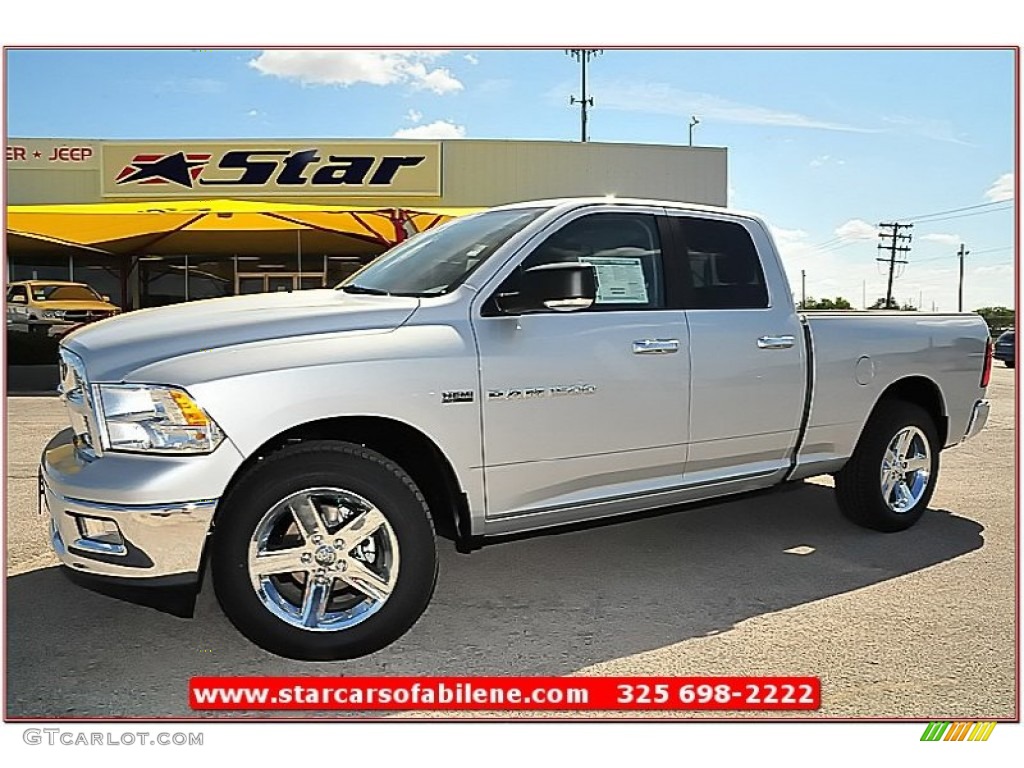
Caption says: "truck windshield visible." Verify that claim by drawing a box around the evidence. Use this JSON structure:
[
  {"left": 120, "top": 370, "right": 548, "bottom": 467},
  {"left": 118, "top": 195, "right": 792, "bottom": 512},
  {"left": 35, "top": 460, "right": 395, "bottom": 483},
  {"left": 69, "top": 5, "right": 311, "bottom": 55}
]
[
  {"left": 339, "top": 207, "right": 548, "bottom": 297},
  {"left": 32, "top": 284, "right": 103, "bottom": 302}
]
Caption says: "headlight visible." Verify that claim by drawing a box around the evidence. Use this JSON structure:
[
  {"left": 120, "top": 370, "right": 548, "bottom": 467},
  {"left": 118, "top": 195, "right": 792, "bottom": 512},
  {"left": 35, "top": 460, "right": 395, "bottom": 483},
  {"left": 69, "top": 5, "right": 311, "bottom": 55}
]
[
  {"left": 93, "top": 384, "right": 223, "bottom": 454},
  {"left": 43, "top": 310, "right": 66, "bottom": 319}
]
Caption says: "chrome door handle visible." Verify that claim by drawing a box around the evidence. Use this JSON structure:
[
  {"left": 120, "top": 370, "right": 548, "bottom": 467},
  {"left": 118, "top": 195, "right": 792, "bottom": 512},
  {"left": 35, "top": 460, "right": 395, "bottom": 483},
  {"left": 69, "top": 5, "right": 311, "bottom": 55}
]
[
  {"left": 757, "top": 335, "right": 796, "bottom": 349},
  {"left": 633, "top": 339, "right": 680, "bottom": 354}
]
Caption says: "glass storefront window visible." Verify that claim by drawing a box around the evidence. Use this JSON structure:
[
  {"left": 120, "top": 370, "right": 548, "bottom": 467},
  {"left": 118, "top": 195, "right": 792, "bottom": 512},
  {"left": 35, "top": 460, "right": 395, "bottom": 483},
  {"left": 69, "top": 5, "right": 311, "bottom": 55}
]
[
  {"left": 72, "top": 254, "right": 124, "bottom": 307},
  {"left": 139, "top": 256, "right": 186, "bottom": 307},
  {"left": 8, "top": 249, "right": 381, "bottom": 309},
  {"left": 7, "top": 253, "right": 71, "bottom": 282}
]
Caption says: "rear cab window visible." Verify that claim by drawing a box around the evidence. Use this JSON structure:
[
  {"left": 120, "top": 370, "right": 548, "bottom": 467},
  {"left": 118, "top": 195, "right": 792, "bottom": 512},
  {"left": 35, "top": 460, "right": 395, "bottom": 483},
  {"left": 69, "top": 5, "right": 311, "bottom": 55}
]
[{"left": 675, "top": 217, "right": 769, "bottom": 310}]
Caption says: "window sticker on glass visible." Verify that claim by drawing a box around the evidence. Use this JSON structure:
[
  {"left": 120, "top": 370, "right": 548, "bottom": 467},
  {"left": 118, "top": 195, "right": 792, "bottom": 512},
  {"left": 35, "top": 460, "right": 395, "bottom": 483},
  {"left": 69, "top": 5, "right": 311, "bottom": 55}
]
[{"left": 584, "top": 255, "right": 649, "bottom": 304}]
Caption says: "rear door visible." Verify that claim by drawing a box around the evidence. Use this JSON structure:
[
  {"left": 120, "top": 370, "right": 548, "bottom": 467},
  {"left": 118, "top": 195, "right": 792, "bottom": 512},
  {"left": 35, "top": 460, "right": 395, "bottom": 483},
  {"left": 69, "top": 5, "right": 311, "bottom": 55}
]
[
  {"left": 666, "top": 213, "right": 807, "bottom": 486},
  {"left": 472, "top": 206, "right": 690, "bottom": 519}
]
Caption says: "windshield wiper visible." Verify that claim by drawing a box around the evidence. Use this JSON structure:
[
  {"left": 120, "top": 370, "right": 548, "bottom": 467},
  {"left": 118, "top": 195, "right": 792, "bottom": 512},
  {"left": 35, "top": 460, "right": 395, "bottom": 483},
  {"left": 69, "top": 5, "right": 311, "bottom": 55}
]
[
  {"left": 340, "top": 284, "right": 392, "bottom": 296},
  {"left": 340, "top": 284, "right": 436, "bottom": 298}
]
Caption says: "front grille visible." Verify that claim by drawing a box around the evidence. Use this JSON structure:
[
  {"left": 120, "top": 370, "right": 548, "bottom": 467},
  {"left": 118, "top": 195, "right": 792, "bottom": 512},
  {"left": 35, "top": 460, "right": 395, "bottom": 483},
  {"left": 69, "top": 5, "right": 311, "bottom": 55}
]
[
  {"left": 62, "top": 310, "right": 112, "bottom": 322},
  {"left": 58, "top": 348, "right": 100, "bottom": 455}
]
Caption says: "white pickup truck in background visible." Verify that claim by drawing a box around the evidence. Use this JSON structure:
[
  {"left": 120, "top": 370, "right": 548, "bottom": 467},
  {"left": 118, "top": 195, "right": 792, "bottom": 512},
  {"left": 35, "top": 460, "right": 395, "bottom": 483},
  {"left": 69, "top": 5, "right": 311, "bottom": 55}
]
[{"left": 42, "top": 198, "right": 992, "bottom": 659}]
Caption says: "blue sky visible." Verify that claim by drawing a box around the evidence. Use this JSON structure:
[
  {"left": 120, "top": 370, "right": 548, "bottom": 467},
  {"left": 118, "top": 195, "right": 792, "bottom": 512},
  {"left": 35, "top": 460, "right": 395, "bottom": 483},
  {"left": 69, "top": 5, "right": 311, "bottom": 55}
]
[{"left": 5, "top": 48, "right": 1017, "bottom": 310}]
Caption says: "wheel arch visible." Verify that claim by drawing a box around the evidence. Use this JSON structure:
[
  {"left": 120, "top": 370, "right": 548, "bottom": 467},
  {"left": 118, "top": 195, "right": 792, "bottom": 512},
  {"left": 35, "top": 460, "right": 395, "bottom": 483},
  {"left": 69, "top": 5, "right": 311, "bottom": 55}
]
[
  {"left": 871, "top": 375, "right": 948, "bottom": 447},
  {"left": 211, "top": 415, "right": 473, "bottom": 552}
]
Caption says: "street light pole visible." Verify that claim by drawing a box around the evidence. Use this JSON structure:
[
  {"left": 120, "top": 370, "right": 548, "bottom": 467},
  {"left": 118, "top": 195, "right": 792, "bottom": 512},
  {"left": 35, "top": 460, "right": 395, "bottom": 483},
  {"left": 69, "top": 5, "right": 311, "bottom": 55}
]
[{"left": 689, "top": 116, "right": 700, "bottom": 146}]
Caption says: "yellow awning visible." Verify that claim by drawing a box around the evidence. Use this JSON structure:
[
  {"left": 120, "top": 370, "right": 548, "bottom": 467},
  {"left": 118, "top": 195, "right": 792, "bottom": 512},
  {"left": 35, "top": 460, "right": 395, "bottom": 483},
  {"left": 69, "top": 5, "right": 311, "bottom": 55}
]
[{"left": 6, "top": 199, "right": 480, "bottom": 256}]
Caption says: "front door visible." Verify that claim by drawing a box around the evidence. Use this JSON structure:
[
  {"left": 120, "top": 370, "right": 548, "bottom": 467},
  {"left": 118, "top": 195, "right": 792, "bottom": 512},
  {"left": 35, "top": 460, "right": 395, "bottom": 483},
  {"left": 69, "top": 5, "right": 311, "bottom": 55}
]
[
  {"left": 236, "top": 272, "right": 326, "bottom": 294},
  {"left": 472, "top": 208, "right": 690, "bottom": 520}
]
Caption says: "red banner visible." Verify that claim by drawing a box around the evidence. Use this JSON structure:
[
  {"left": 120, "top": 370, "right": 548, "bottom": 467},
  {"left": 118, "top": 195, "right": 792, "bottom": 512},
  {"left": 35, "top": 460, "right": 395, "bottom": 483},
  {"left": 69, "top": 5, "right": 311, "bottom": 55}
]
[{"left": 190, "top": 676, "right": 820, "bottom": 711}]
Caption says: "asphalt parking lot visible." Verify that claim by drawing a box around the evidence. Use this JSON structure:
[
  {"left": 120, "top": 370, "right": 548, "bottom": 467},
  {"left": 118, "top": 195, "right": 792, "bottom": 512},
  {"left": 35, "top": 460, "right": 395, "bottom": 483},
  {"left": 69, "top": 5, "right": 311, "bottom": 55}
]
[{"left": 4, "top": 366, "right": 1017, "bottom": 719}]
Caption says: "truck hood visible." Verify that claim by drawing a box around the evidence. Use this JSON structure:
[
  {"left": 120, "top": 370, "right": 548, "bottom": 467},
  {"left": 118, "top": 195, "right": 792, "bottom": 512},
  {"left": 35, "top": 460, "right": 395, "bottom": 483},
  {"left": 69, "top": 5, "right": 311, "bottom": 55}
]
[
  {"left": 62, "top": 289, "right": 420, "bottom": 382},
  {"left": 39, "top": 300, "right": 119, "bottom": 312}
]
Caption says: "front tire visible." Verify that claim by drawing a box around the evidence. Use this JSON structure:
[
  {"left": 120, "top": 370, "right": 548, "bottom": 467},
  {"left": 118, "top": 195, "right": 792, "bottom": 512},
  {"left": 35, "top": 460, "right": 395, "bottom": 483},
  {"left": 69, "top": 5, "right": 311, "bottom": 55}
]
[
  {"left": 834, "top": 400, "right": 940, "bottom": 532},
  {"left": 211, "top": 440, "right": 437, "bottom": 660}
]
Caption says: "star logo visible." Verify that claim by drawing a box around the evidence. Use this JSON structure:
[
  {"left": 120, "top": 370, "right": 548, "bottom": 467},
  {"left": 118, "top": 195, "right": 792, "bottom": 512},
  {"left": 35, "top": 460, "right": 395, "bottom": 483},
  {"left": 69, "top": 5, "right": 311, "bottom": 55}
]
[{"left": 115, "top": 152, "right": 212, "bottom": 187}]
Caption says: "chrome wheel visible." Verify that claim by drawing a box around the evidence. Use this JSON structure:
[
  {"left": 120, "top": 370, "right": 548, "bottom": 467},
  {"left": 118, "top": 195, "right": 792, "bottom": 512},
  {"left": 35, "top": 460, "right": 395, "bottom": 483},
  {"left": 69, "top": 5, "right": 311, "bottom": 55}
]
[
  {"left": 879, "top": 426, "right": 932, "bottom": 513},
  {"left": 247, "top": 487, "right": 400, "bottom": 632}
]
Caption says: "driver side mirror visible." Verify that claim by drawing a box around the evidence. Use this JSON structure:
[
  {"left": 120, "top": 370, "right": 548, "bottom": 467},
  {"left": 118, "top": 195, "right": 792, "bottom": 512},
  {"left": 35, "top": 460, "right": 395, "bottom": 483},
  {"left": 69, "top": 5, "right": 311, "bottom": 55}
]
[{"left": 491, "top": 262, "right": 597, "bottom": 315}]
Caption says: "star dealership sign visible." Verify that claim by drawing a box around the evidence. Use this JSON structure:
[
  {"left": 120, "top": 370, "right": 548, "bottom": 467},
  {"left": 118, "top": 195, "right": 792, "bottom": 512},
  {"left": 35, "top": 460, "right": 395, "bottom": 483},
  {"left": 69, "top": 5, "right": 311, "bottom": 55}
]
[
  {"left": 114, "top": 151, "right": 212, "bottom": 187},
  {"left": 6, "top": 140, "right": 102, "bottom": 168},
  {"left": 102, "top": 142, "right": 442, "bottom": 198}
]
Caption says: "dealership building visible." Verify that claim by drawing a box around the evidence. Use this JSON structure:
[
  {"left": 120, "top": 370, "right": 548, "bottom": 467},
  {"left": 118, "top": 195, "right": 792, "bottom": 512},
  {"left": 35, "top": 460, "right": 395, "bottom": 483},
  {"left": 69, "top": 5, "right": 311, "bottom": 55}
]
[{"left": 6, "top": 137, "right": 727, "bottom": 310}]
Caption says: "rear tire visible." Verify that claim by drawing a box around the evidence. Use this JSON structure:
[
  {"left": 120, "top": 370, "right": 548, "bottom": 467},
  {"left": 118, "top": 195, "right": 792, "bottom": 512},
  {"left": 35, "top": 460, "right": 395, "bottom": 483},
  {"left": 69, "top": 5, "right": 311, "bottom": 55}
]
[
  {"left": 834, "top": 400, "right": 940, "bottom": 532},
  {"left": 211, "top": 440, "right": 437, "bottom": 660}
]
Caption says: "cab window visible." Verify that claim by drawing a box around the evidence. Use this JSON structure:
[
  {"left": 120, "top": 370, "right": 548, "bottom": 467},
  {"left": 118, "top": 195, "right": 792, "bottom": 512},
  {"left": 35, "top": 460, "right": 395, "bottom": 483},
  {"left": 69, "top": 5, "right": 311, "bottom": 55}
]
[
  {"left": 517, "top": 213, "right": 665, "bottom": 310},
  {"left": 677, "top": 218, "right": 769, "bottom": 310}
]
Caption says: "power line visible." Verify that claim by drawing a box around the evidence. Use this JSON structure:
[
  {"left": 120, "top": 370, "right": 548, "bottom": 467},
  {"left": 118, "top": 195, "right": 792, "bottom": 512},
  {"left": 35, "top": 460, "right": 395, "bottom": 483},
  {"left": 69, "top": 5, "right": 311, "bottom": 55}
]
[
  {"left": 911, "top": 246, "right": 1012, "bottom": 264},
  {"left": 907, "top": 203, "right": 1014, "bottom": 225},
  {"left": 899, "top": 199, "right": 1011, "bottom": 222},
  {"left": 812, "top": 200, "right": 1013, "bottom": 250}
]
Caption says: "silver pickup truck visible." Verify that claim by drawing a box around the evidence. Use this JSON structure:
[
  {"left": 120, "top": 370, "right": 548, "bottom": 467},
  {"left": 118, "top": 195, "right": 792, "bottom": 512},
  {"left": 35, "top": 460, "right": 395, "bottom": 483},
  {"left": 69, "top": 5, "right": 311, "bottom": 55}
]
[{"left": 41, "top": 198, "right": 992, "bottom": 660}]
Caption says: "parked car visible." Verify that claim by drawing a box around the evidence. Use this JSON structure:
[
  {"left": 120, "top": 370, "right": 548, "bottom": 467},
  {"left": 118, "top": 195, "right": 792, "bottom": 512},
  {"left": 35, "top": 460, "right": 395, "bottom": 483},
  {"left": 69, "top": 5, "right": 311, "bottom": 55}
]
[
  {"left": 6, "top": 280, "right": 119, "bottom": 337},
  {"left": 41, "top": 198, "right": 992, "bottom": 660},
  {"left": 994, "top": 329, "right": 1015, "bottom": 368}
]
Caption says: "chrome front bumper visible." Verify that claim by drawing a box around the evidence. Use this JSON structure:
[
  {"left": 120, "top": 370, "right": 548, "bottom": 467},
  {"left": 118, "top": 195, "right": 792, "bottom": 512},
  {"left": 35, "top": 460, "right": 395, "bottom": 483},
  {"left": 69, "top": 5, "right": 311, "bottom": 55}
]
[
  {"left": 40, "top": 428, "right": 241, "bottom": 580},
  {"left": 962, "top": 399, "right": 991, "bottom": 443}
]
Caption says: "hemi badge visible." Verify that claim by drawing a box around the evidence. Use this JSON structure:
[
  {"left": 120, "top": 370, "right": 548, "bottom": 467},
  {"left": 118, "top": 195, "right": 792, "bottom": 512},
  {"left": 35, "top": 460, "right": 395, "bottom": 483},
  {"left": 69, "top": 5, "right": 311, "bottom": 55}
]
[{"left": 442, "top": 390, "right": 474, "bottom": 404}]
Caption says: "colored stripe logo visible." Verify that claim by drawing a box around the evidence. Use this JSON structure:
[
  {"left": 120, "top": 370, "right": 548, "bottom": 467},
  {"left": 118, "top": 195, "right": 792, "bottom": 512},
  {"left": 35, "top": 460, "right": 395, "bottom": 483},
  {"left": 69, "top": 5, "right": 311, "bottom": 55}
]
[{"left": 921, "top": 721, "right": 997, "bottom": 741}]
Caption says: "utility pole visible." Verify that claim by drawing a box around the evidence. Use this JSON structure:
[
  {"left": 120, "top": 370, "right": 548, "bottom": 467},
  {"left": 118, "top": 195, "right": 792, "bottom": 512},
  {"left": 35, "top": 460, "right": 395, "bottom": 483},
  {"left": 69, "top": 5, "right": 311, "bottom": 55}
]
[
  {"left": 566, "top": 49, "right": 601, "bottom": 142},
  {"left": 801, "top": 269, "right": 806, "bottom": 309},
  {"left": 862, "top": 280, "right": 866, "bottom": 310},
  {"left": 876, "top": 222, "right": 913, "bottom": 309},
  {"left": 957, "top": 243, "right": 969, "bottom": 312},
  {"left": 688, "top": 116, "right": 700, "bottom": 146}
]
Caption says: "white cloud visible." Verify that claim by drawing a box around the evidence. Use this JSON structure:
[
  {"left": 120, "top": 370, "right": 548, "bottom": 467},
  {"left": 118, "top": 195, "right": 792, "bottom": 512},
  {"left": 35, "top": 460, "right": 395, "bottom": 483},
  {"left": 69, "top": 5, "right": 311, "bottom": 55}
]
[
  {"left": 975, "top": 264, "right": 1013, "bottom": 276},
  {"left": 920, "top": 233, "right": 961, "bottom": 246},
  {"left": 593, "top": 79, "right": 877, "bottom": 132},
  {"left": 392, "top": 120, "right": 466, "bottom": 139},
  {"left": 985, "top": 172, "right": 1014, "bottom": 202},
  {"left": 246, "top": 109, "right": 261, "bottom": 118},
  {"left": 810, "top": 155, "right": 846, "bottom": 168},
  {"left": 249, "top": 50, "right": 463, "bottom": 95},
  {"left": 464, "top": 54, "right": 479, "bottom": 65},
  {"left": 405, "top": 108, "right": 423, "bottom": 124},
  {"left": 770, "top": 226, "right": 809, "bottom": 243},
  {"left": 880, "top": 115, "right": 973, "bottom": 145},
  {"left": 835, "top": 219, "right": 878, "bottom": 241},
  {"left": 407, "top": 63, "right": 463, "bottom": 94}
]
